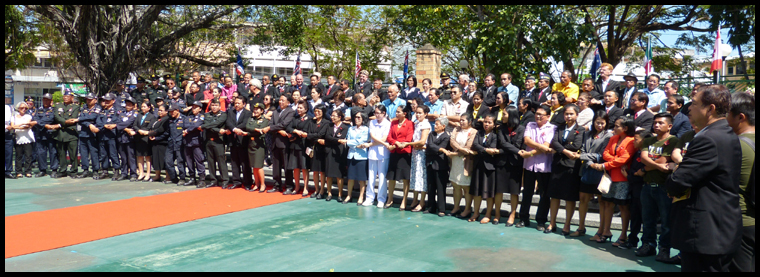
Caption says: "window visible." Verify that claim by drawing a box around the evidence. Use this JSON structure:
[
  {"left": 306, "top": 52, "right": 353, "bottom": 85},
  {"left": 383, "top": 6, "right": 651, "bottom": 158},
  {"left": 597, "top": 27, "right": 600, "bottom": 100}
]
[
  {"left": 33, "top": 58, "right": 53, "bottom": 68},
  {"left": 728, "top": 67, "right": 734, "bottom": 75}
]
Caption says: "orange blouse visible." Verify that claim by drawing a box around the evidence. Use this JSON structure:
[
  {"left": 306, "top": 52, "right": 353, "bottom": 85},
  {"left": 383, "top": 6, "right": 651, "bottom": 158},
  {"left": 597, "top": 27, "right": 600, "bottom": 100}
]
[{"left": 602, "top": 134, "right": 635, "bottom": 182}]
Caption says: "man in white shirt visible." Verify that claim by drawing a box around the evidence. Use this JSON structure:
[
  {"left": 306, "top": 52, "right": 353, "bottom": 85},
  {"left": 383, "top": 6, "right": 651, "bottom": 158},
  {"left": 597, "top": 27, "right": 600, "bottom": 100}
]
[
  {"left": 641, "top": 74, "right": 665, "bottom": 111},
  {"left": 5, "top": 103, "right": 14, "bottom": 178},
  {"left": 441, "top": 86, "right": 469, "bottom": 134}
]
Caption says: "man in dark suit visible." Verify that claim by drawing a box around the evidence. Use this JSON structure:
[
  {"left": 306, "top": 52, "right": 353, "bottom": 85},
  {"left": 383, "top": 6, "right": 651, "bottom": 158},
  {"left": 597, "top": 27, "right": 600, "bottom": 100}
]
[
  {"left": 624, "top": 92, "right": 654, "bottom": 131},
  {"left": 369, "top": 78, "right": 388, "bottom": 102},
  {"left": 340, "top": 79, "right": 356, "bottom": 106},
  {"left": 520, "top": 75, "right": 540, "bottom": 103},
  {"left": 353, "top": 70, "right": 372, "bottom": 97},
  {"left": 267, "top": 93, "right": 296, "bottom": 194},
  {"left": 603, "top": 90, "right": 624, "bottom": 126},
  {"left": 616, "top": 72, "right": 639, "bottom": 109},
  {"left": 580, "top": 78, "right": 603, "bottom": 112},
  {"left": 322, "top": 75, "right": 339, "bottom": 104},
  {"left": 535, "top": 73, "right": 553, "bottom": 105},
  {"left": 481, "top": 73, "right": 498, "bottom": 107},
  {"left": 666, "top": 84, "right": 742, "bottom": 272},
  {"left": 594, "top": 63, "right": 620, "bottom": 97},
  {"left": 308, "top": 74, "right": 327, "bottom": 98},
  {"left": 225, "top": 97, "right": 252, "bottom": 190},
  {"left": 236, "top": 73, "right": 253, "bottom": 99}
]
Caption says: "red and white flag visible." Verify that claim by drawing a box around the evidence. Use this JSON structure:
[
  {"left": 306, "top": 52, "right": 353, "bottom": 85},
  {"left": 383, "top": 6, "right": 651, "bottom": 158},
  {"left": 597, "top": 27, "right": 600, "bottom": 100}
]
[
  {"left": 710, "top": 25, "right": 722, "bottom": 73},
  {"left": 354, "top": 52, "right": 361, "bottom": 79}
]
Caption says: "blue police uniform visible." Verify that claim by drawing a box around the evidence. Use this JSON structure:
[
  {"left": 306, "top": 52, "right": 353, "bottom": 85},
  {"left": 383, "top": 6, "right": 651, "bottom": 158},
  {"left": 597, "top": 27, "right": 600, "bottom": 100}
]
[
  {"left": 115, "top": 91, "right": 131, "bottom": 113},
  {"left": 96, "top": 105, "right": 121, "bottom": 179},
  {"left": 32, "top": 105, "right": 58, "bottom": 176},
  {"left": 182, "top": 112, "right": 205, "bottom": 187},
  {"left": 77, "top": 103, "right": 102, "bottom": 178},
  {"left": 166, "top": 113, "right": 187, "bottom": 184},
  {"left": 25, "top": 105, "right": 39, "bottom": 168},
  {"left": 116, "top": 108, "right": 138, "bottom": 181}
]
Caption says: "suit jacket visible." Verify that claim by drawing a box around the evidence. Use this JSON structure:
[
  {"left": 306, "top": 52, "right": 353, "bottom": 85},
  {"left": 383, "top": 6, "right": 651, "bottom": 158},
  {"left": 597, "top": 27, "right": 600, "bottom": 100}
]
[
  {"left": 535, "top": 87, "right": 552, "bottom": 104},
  {"left": 594, "top": 79, "right": 621, "bottom": 96},
  {"left": 604, "top": 105, "right": 624, "bottom": 127},
  {"left": 425, "top": 131, "right": 450, "bottom": 171},
  {"left": 269, "top": 106, "right": 296, "bottom": 149},
  {"left": 624, "top": 109, "right": 654, "bottom": 131},
  {"left": 519, "top": 110, "right": 535, "bottom": 127},
  {"left": 353, "top": 82, "right": 372, "bottom": 96},
  {"left": 225, "top": 108, "right": 252, "bottom": 147},
  {"left": 467, "top": 104, "right": 491, "bottom": 132},
  {"left": 286, "top": 114, "right": 312, "bottom": 150},
  {"left": 615, "top": 86, "right": 638, "bottom": 109},
  {"left": 520, "top": 88, "right": 541, "bottom": 103},
  {"left": 321, "top": 84, "right": 339, "bottom": 103},
  {"left": 236, "top": 82, "right": 250, "bottom": 96},
  {"left": 481, "top": 85, "right": 498, "bottom": 107},
  {"left": 550, "top": 123, "right": 585, "bottom": 169},
  {"left": 472, "top": 130, "right": 500, "bottom": 171},
  {"left": 666, "top": 119, "right": 742, "bottom": 255},
  {"left": 497, "top": 124, "right": 525, "bottom": 167},
  {"left": 401, "top": 87, "right": 422, "bottom": 102},
  {"left": 670, "top": 112, "right": 692, "bottom": 138},
  {"left": 324, "top": 122, "right": 350, "bottom": 166},
  {"left": 133, "top": 112, "right": 155, "bottom": 145}
]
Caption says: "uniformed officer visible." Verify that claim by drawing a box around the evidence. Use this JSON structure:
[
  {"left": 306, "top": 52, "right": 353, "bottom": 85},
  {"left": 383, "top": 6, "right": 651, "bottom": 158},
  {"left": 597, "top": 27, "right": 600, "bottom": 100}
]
[
  {"left": 114, "top": 80, "right": 131, "bottom": 113},
  {"left": 76, "top": 93, "right": 102, "bottom": 179},
  {"left": 132, "top": 76, "right": 148, "bottom": 105},
  {"left": 115, "top": 97, "right": 138, "bottom": 182},
  {"left": 146, "top": 74, "right": 167, "bottom": 107},
  {"left": 33, "top": 93, "right": 59, "bottom": 178},
  {"left": 183, "top": 101, "right": 206, "bottom": 188},
  {"left": 438, "top": 72, "right": 453, "bottom": 101},
  {"left": 153, "top": 96, "right": 166, "bottom": 118},
  {"left": 24, "top": 96, "right": 39, "bottom": 167},
  {"left": 96, "top": 93, "right": 121, "bottom": 180},
  {"left": 201, "top": 99, "right": 229, "bottom": 188},
  {"left": 167, "top": 82, "right": 187, "bottom": 114},
  {"left": 53, "top": 90, "right": 80, "bottom": 178},
  {"left": 165, "top": 103, "right": 187, "bottom": 186}
]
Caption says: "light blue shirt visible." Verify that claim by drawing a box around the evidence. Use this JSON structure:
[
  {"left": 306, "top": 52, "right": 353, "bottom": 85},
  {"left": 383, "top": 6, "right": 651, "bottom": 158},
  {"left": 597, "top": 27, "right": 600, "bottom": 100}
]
[
  {"left": 642, "top": 87, "right": 665, "bottom": 110},
  {"left": 423, "top": 99, "right": 444, "bottom": 123},
  {"left": 382, "top": 97, "right": 406, "bottom": 120},
  {"left": 497, "top": 83, "right": 520, "bottom": 108},
  {"left": 346, "top": 125, "right": 370, "bottom": 160}
]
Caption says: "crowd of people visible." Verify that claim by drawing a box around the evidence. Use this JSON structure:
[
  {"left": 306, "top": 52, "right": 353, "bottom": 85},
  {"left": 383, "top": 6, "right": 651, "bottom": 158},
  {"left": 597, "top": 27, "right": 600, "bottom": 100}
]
[{"left": 4, "top": 64, "right": 754, "bottom": 272}]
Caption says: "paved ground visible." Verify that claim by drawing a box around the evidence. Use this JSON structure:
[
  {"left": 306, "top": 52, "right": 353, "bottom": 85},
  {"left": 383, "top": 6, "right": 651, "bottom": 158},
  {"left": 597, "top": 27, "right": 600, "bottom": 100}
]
[{"left": 5, "top": 172, "right": 680, "bottom": 272}]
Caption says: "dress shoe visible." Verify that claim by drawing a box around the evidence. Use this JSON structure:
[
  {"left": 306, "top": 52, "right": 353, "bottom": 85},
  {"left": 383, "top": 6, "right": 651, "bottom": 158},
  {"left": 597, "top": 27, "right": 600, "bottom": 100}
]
[
  {"left": 282, "top": 189, "right": 294, "bottom": 195},
  {"left": 116, "top": 175, "right": 127, "bottom": 181},
  {"left": 654, "top": 248, "right": 671, "bottom": 263},
  {"left": 315, "top": 193, "right": 323, "bottom": 200},
  {"left": 35, "top": 172, "right": 47, "bottom": 178},
  {"left": 228, "top": 184, "right": 241, "bottom": 190},
  {"left": 543, "top": 225, "right": 557, "bottom": 234},
  {"left": 99, "top": 170, "right": 110, "bottom": 180},
  {"left": 76, "top": 171, "right": 90, "bottom": 179},
  {"left": 635, "top": 244, "right": 656, "bottom": 257},
  {"left": 92, "top": 173, "right": 101, "bottom": 180},
  {"left": 129, "top": 177, "right": 137, "bottom": 182},
  {"left": 163, "top": 180, "right": 175, "bottom": 185},
  {"left": 266, "top": 188, "right": 279, "bottom": 193},
  {"left": 111, "top": 170, "right": 120, "bottom": 181},
  {"left": 325, "top": 195, "right": 332, "bottom": 202},
  {"left": 245, "top": 185, "right": 256, "bottom": 192},
  {"left": 536, "top": 225, "right": 546, "bottom": 232},
  {"left": 515, "top": 221, "right": 526, "bottom": 228},
  {"left": 337, "top": 197, "right": 344, "bottom": 203},
  {"left": 57, "top": 172, "right": 68, "bottom": 178},
  {"left": 177, "top": 180, "right": 187, "bottom": 186},
  {"left": 206, "top": 181, "right": 217, "bottom": 188},
  {"left": 196, "top": 181, "right": 206, "bottom": 188},
  {"left": 5, "top": 173, "right": 15, "bottom": 179},
  {"left": 221, "top": 181, "right": 231, "bottom": 189},
  {"left": 505, "top": 222, "right": 515, "bottom": 227},
  {"left": 310, "top": 193, "right": 318, "bottom": 198},
  {"left": 50, "top": 172, "right": 58, "bottom": 179},
  {"left": 561, "top": 230, "right": 571, "bottom": 236},
  {"left": 185, "top": 178, "right": 196, "bottom": 187}
]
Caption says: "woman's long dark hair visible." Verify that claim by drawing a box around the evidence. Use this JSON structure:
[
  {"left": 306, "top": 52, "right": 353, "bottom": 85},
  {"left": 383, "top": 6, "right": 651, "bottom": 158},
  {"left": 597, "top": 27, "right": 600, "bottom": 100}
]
[
  {"left": 590, "top": 110, "right": 610, "bottom": 137},
  {"left": 504, "top": 106, "right": 520, "bottom": 131}
]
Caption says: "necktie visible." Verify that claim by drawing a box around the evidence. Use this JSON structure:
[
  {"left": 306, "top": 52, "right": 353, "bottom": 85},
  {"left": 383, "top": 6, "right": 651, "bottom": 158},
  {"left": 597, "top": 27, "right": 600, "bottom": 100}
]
[{"left": 634, "top": 112, "right": 638, "bottom": 120}]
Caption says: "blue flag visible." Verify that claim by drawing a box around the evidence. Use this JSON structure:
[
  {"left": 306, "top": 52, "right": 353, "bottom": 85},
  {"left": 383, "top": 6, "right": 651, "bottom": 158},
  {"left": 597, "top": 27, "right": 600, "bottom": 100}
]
[
  {"left": 235, "top": 49, "right": 245, "bottom": 76},
  {"left": 590, "top": 46, "right": 601, "bottom": 81}
]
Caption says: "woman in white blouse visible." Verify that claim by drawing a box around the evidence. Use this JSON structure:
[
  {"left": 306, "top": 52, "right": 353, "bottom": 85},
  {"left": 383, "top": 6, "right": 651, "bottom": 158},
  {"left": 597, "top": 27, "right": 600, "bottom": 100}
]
[
  {"left": 363, "top": 105, "right": 391, "bottom": 207},
  {"left": 576, "top": 92, "right": 594, "bottom": 131},
  {"left": 11, "top": 102, "right": 36, "bottom": 178}
]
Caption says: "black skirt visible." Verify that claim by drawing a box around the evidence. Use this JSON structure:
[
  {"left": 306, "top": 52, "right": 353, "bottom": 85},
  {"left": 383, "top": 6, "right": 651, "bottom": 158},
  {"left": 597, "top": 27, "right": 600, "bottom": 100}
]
[
  {"left": 497, "top": 164, "right": 523, "bottom": 195},
  {"left": 547, "top": 165, "right": 580, "bottom": 201},
  {"left": 286, "top": 148, "right": 308, "bottom": 170},
  {"left": 135, "top": 138, "right": 151, "bottom": 157},
  {"left": 386, "top": 153, "right": 411, "bottom": 181},
  {"left": 310, "top": 145, "right": 327, "bottom": 172},
  {"left": 151, "top": 143, "right": 167, "bottom": 171},
  {"left": 470, "top": 163, "right": 498, "bottom": 198}
]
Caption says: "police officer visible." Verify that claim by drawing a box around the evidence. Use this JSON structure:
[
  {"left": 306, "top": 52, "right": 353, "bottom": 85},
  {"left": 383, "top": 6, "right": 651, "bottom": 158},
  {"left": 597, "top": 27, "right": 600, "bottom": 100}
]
[
  {"left": 183, "top": 101, "right": 206, "bottom": 188},
  {"left": 96, "top": 93, "right": 121, "bottom": 180},
  {"left": 146, "top": 74, "right": 167, "bottom": 107},
  {"left": 132, "top": 76, "right": 148, "bottom": 105},
  {"left": 76, "top": 93, "right": 102, "bottom": 179},
  {"left": 438, "top": 72, "right": 452, "bottom": 101},
  {"left": 165, "top": 103, "right": 187, "bottom": 186},
  {"left": 33, "top": 93, "right": 59, "bottom": 178},
  {"left": 115, "top": 96, "right": 138, "bottom": 182},
  {"left": 53, "top": 90, "right": 80, "bottom": 178},
  {"left": 167, "top": 80, "right": 187, "bottom": 114},
  {"left": 201, "top": 99, "right": 229, "bottom": 188},
  {"left": 24, "top": 96, "right": 39, "bottom": 167},
  {"left": 153, "top": 96, "right": 166, "bottom": 118},
  {"left": 114, "top": 80, "right": 131, "bottom": 113}
]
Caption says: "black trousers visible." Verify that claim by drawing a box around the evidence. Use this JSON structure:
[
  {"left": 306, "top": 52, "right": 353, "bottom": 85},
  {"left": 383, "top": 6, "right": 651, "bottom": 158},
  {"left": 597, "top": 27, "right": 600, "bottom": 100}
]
[
  {"left": 205, "top": 140, "right": 228, "bottom": 183},
  {"left": 5, "top": 138, "right": 13, "bottom": 174},
  {"left": 166, "top": 145, "right": 186, "bottom": 181},
  {"left": 272, "top": 147, "right": 293, "bottom": 191},
  {"left": 36, "top": 139, "right": 58, "bottom": 173},
  {"left": 728, "top": 225, "right": 755, "bottom": 272},
  {"left": 118, "top": 141, "right": 137, "bottom": 178},
  {"left": 681, "top": 251, "right": 734, "bottom": 272},
  {"left": 229, "top": 145, "right": 252, "bottom": 186},
  {"left": 14, "top": 143, "right": 33, "bottom": 175},
  {"left": 426, "top": 165, "right": 448, "bottom": 213},
  {"left": 520, "top": 170, "right": 551, "bottom": 226},
  {"left": 627, "top": 182, "right": 644, "bottom": 246},
  {"left": 184, "top": 145, "right": 205, "bottom": 179},
  {"left": 57, "top": 140, "right": 78, "bottom": 174}
]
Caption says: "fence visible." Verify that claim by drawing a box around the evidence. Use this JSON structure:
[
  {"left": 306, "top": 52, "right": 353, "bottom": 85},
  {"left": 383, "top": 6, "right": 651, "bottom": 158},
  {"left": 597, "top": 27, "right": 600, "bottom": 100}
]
[{"left": 636, "top": 74, "right": 755, "bottom": 96}]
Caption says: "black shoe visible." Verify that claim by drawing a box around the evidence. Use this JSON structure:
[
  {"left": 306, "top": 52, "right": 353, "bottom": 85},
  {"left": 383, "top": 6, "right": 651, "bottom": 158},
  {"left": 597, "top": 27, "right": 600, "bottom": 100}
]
[
  {"left": 76, "top": 171, "right": 90, "bottom": 179},
  {"left": 561, "top": 230, "right": 571, "bottom": 236},
  {"left": 618, "top": 241, "right": 637, "bottom": 250},
  {"left": 337, "top": 197, "right": 344, "bottom": 203},
  {"left": 57, "top": 172, "right": 68, "bottom": 178},
  {"left": 99, "top": 170, "right": 110, "bottom": 180},
  {"left": 35, "top": 172, "right": 47, "bottom": 178},
  {"left": 325, "top": 195, "right": 332, "bottom": 202},
  {"left": 536, "top": 224, "right": 546, "bottom": 232},
  {"left": 228, "top": 184, "right": 241, "bottom": 190},
  {"left": 163, "top": 180, "right": 175, "bottom": 185},
  {"left": 315, "top": 193, "right": 323, "bottom": 200},
  {"left": 116, "top": 175, "right": 127, "bottom": 181},
  {"left": 543, "top": 225, "right": 557, "bottom": 234},
  {"left": 654, "top": 248, "right": 671, "bottom": 263},
  {"left": 185, "top": 178, "right": 196, "bottom": 187},
  {"left": 5, "top": 173, "right": 15, "bottom": 179},
  {"left": 221, "top": 181, "right": 231, "bottom": 189},
  {"left": 662, "top": 254, "right": 681, "bottom": 265},
  {"left": 196, "top": 181, "right": 206, "bottom": 188},
  {"left": 282, "top": 189, "right": 294, "bottom": 195},
  {"left": 266, "top": 188, "right": 278, "bottom": 193},
  {"left": 129, "top": 177, "right": 137, "bottom": 182},
  {"left": 178, "top": 180, "right": 187, "bottom": 186},
  {"left": 111, "top": 170, "right": 120, "bottom": 181},
  {"left": 505, "top": 222, "right": 515, "bottom": 227},
  {"left": 205, "top": 181, "right": 217, "bottom": 188},
  {"left": 635, "top": 244, "right": 657, "bottom": 257},
  {"left": 50, "top": 172, "right": 58, "bottom": 179}
]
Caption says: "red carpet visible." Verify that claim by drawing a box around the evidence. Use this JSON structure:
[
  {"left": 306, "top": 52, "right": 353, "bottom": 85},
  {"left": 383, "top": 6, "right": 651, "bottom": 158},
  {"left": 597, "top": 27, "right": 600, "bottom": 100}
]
[{"left": 5, "top": 188, "right": 302, "bottom": 259}]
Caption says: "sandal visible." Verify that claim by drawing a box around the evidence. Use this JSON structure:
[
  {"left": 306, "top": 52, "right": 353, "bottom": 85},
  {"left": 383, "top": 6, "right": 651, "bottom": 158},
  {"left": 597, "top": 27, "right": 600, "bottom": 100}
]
[
  {"left": 468, "top": 215, "right": 479, "bottom": 222},
  {"left": 590, "top": 232, "right": 603, "bottom": 241},
  {"left": 596, "top": 234, "right": 613, "bottom": 243},
  {"left": 612, "top": 238, "right": 628, "bottom": 247},
  {"left": 411, "top": 205, "right": 424, "bottom": 212},
  {"left": 569, "top": 228, "right": 587, "bottom": 237},
  {"left": 480, "top": 217, "right": 491, "bottom": 224},
  {"left": 491, "top": 218, "right": 500, "bottom": 225}
]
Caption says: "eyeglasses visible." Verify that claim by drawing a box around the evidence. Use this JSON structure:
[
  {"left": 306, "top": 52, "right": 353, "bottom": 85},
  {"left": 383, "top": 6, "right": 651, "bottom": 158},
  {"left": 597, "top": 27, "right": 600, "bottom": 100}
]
[{"left": 535, "top": 113, "right": 547, "bottom": 117}]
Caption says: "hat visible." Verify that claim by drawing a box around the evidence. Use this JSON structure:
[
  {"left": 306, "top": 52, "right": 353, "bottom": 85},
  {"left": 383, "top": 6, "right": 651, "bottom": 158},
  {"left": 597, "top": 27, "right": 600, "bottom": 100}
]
[
  {"left": 24, "top": 96, "right": 34, "bottom": 102},
  {"left": 43, "top": 93, "right": 53, "bottom": 100},
  {"left": 359, "top": 70, "right": 369, "bottom": 77},
  {"left": 163, "top": 74, "right": 172, "bottom": 81},
  {"left": 539, "top": 72, "right": 551, "bottom": 80},
  {"left": 271, "top": 74, "right": 279, "bottom": 81},
  {"left": 150, "top": 74, "right": 160, "bottom": 80},
  {"left": 115, "top": 80, "right": 125, "bottom": 86},
  {"left": 101, "top": 93, "right": 115, "bottom": 101},
  {"left": 125, "top": 97, "right": 136, "bottom": 104},
  {"left": 251, "top": 103, "right": 264, "bottom": 110},
  {"left": 250, "top": 78, "right": 262, "bottom": 89},
  {"left": 85, "top": 93, "right": 97, "bottom": 100},
  {"left": 155, "top": 95, "right": 164, "bottom": 101},
  {"left": 213, "top": 73, "right": 221, "bottom": 80},
  {"left": 191, "top": 101, "right": 202, "bottom": 107},
  {"left": 137, "top": 76, "right": 146, "bottom": 83},
  {"left": 526, "top": 75, "right": 536, "bottom": 81},
  {"left": 623, "top": 72, "right": 638, "bottom": 82},
  {"left": 167, "top": 103, "right": 180, "bottom": 112},
  {"left": 440, "top": 72, "right": 450, "bottom": 79},
  {"left": 63, "top": 88, "right": 73, "bottom": 96}
]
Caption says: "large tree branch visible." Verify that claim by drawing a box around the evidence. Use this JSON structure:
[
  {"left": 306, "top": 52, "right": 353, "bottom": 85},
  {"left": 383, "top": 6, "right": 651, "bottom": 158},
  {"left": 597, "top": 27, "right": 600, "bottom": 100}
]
[{"left": 170, "top": 53, "right": 232, "bottom": 67}]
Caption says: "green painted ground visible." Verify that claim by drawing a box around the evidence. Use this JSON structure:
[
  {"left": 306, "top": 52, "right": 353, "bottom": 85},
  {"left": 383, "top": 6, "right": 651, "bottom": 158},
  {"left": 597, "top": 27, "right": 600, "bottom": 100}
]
[{"left": 6, "top": 195, "right": 681, "bottom": 272}]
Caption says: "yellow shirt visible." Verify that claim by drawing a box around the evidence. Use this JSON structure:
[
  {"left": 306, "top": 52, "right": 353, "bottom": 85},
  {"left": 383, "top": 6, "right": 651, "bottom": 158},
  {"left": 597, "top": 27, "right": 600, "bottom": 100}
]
[{"left": 552, "top": 82, "right": 579, "bottom": 103}]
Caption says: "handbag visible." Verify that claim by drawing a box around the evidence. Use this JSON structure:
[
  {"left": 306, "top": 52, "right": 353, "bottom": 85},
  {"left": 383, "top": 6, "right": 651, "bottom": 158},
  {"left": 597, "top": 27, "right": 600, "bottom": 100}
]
[
  {"left": 580, "top": 163, "right": 604, "bottom": 185},
  {"left": 597, "top": 171, "right": 612, "bottom": 194}
]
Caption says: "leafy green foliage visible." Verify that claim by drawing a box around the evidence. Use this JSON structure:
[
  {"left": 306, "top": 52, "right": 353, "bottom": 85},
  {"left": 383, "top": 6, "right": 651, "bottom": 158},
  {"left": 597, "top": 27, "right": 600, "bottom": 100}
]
[{"left": 5, "top": 5, "right": 40, "bottom": 70}]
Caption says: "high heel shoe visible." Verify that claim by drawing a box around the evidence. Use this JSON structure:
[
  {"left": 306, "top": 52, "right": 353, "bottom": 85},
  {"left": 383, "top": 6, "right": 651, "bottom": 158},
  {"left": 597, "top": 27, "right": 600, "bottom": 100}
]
[
  {"left": 569, "top": 228, "right": 586, "bottom": 237},
  {"left": 596, "top": 234, "right": 613, "bottom": 243}
]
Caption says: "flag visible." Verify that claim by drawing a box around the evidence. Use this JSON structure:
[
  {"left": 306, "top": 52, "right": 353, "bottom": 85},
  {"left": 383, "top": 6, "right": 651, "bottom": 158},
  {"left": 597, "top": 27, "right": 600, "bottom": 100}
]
[
  {"left": 590, "top": 46, "right": 601, "bottom": 81},
  {"left": 235, "top": 49, "right": 245, "bottom": 77},
  {"left": 403, "top": 50, "right": 409, "bottom": 89},
  {"left": 643, "top": 38, "right": 653, "bottom": 76},
  {"left": 293, "top": 53, "right": 301, "bottom": 76},
  {"left": 354, "top": 52, "right": 361, "bottom": 80},
  {"left": 710, "top": 24, "right": 723, "bottom": 73}
]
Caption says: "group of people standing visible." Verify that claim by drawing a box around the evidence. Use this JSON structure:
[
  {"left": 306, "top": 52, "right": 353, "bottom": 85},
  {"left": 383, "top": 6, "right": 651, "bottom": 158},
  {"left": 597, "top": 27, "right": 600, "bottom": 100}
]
[{"left": 5, "top": 65, "right": 754, "bottom": 272}]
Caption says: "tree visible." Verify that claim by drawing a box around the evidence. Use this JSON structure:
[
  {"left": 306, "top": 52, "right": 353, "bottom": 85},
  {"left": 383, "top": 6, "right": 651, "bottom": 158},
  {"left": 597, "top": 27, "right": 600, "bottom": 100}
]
[
  {"left": 5, "top": 5, "right": 40, "bottom": 71},
  {"left": 26, "top": 5, "right": 262, "bottom": 96},
  {"left": 707, "top": 5, "right": 755, "bottom": 80}
]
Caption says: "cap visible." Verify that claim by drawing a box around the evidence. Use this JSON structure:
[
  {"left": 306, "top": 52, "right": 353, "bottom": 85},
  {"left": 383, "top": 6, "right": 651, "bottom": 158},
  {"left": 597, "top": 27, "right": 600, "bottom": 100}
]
[
  {"left": 191, "top": 101, "right": 202, "bottom": 107},
  {"left": 251, "top": 103, "right": 264, "bottom": 110},
  {"left": 137, "top": 76, "right": 146, "bottom": 83},
  {"left": 101, "top": 93, "right": 115, "bottom": 101},
  {"left": 63, "top": 88, "right": 73, "bottom": 96},
  {"left": 43, "top": 93, "right": 53, "bottom": 100},
  {"left": 150, "top": 74, "right": 160, "bottom": 80},
  {"left": 271, "top": 74, "right": 279, "bottom": 81},
  {"left": 539, "top": 72, "right": 551, "bottom": 80},
  {"left": 125, "top": 97, "right": 136, "bottom": 104},
  {"left": 155, "top": 95, "right": 164, "bottom": 101},
  {"left": 24, "top": 96, "right": 35, "bottom": 102},
  {"left": 250, "top": 78, "right": 262, "bottom": 89},
  {"left": 440, "top": 72, "right": 450, "bottom": 79},
  {"left": 213, "top": 73, "right": 221, "bottom": 80},
  {"left": 526, "top": 75, "right": 536, "bottom": 81},
  {"left": 85, "top": 93, "right": 97, "bottom": 100},
  {"left": 167, "top": 103, "right": 180, "bottom": 112},
  {"left": 163, "top": 74, "right": 172, "bottom": 81},
  {"left": 623, "top": 72, "right": 638, "bottom": 82}
]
